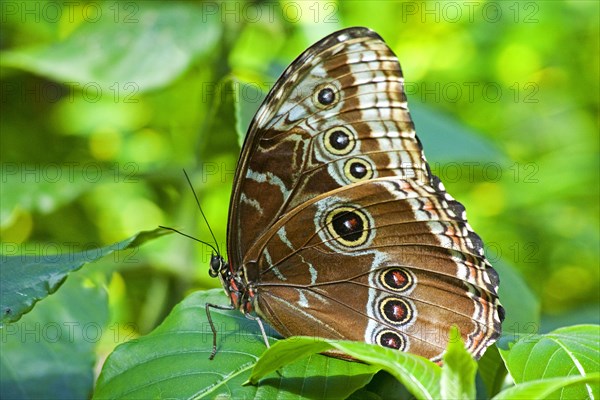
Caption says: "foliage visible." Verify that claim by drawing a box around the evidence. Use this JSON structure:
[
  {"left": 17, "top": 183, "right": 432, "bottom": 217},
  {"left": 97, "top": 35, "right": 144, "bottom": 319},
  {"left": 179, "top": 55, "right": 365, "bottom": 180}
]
[
  {"left": 93, "top": 289, "right": 378, "bottom": 399},
  {"left": 1, "top": 1, "right": 598, "bottom": 398}
]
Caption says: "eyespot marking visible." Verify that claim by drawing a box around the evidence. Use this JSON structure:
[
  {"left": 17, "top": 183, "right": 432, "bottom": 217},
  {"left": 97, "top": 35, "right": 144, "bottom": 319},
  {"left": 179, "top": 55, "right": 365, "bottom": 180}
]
[
  {"left": 313, "top": 83, "right": 339, "bottom": 109},
  {"left": 376, "top": 330, "right": 407, "bottom": 351},
  {"left": 379, "top": 297, "right": 413, "bottom": 325},
  {"left": 343, "top": 157, "right": 374, "bottom": 182},
  {"left": 324, "top": 126, "right": 355, "bottom": 155},
  {"left": 325, "top": 206, "right": 371, "bottom": 247},
  {"left": 380, "top": 268, "right": 414, "bottom": 292}
]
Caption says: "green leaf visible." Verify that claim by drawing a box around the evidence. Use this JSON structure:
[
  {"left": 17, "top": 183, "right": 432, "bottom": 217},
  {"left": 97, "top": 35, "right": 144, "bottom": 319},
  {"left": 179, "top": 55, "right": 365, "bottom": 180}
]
[
  {"left": 477, "top": 345, "right": 508, "bottom": 398},
  {"left": 0, "top": 2, "right": 220, "bottom": 92},
  {"left": 93, "top": 290, "right": 377, "bottom": 399},
  {"left": 495, "top": 260, "right": 541, "bottom": 339},
  {"left": 201, "top": 76, "right": 249, "bottom": 155},
  {"left": 356, "top": 370, "right": 414, "bottom": 400},
  {"left": 249, "top": 337, "right": 442, "bottom": 400},
  {"left": 492, "top": 373, "right": 600, "bottom": 400},
  {"left": 1, "top": 273, "right": 108, "bottom": 399},
  {"left": 499, "top": 324, "right": 600, "bottom": 399},
  {"left": 441, "top": 326, "right": 477, "bottom": 400},
  {"left": 410, "top": 103, "right": 506, "bottom": 163},
  {"left": 207, "top": 75, "right": 267, "bottom": 149},
  {"left": 0, "top": 228, "right": 167, "bottom": 324},
  {"left": 235, "top": 78, "right": 266, "bottom": 143}
]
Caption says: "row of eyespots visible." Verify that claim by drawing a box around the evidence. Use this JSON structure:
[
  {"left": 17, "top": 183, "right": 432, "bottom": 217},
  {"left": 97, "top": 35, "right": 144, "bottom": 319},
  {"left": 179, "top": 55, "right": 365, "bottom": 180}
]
[
  {"left": 315, "top": 83, "right": 375, "bottom": 183},
  {"left": 376, "top": 267, "right": 415, "bottom": 350},
  {"left": 374, "top": 294, "right": 414, "bottom": 351}
]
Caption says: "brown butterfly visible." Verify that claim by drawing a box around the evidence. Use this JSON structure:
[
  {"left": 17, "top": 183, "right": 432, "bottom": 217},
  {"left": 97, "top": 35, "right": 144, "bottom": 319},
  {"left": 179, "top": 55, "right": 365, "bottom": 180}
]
[{"left": 207, "top": 26, "right": 504, "bottom": 363}]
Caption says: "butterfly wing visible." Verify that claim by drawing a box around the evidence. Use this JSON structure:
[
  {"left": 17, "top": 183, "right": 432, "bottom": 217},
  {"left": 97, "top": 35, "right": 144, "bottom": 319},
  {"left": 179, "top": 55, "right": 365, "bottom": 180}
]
[
  {"left": 227, "top": 27, "right": 503, "bottom": 360},
  {"left": 244, "top": 177, "right": 503, "bottom": 361},
  {"left": 228, "top": 27, "right": 430, "bottom": 266}
]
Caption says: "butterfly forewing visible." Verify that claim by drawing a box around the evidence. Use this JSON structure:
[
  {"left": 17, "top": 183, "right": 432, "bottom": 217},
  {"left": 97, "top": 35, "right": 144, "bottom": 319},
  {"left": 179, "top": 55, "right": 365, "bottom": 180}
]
[
  {"left": 228, "top": 28, "right": 431, "bottom": 265},
  {"left": 224, "top": 27, "right": 503, "bottom": 361}
]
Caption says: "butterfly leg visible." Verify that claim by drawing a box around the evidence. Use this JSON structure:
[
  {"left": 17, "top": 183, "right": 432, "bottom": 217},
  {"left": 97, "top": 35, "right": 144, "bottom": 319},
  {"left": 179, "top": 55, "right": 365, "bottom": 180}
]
[
  {"left": 206, "top": 302, "right": 235, "bottom": 360},
  {"left": 244, "top": 314, "right": 285, "bottom": 377},
  {"left": 245, "top": 313, "right": 270, "bottom": 350}
]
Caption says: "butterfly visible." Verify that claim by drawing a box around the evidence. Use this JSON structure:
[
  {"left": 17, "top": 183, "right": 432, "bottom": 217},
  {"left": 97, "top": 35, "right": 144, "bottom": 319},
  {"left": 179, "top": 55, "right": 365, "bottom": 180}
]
[{"left": 206, "top": 26, "right": 504, "bottom": 363}]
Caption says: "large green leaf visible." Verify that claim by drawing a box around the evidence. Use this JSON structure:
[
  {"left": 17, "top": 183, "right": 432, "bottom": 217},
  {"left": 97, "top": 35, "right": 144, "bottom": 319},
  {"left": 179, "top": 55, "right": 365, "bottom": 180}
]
[
  {"left": 440, "top": 326, "right": 477, "bottom": 400},
  {"left": 249, "top": 337, "right": 441, "bottom": 400},
  {"left": 0, "top": 2, "right": 220, "bottom": 93},
  {"left": 500, "top": 324, "right": 600, "bottom": 399},
  {"left": 0, "top": 228, "right": 167, "bottom": 324},
  {"left": 94, "top": 289, "right": 377, "bottom": 399},
  {"left": 493, "top": 374, "right": 600, "bottom": 400},
  {"left": 1, "top": 272, "right": 108, "bottom": 399}
]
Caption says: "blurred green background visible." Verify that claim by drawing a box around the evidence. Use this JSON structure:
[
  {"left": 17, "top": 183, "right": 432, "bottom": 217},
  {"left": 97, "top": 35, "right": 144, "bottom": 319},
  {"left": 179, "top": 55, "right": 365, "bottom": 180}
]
[{"left": 1, "top": 0, "right": 598, "bottom": 366}]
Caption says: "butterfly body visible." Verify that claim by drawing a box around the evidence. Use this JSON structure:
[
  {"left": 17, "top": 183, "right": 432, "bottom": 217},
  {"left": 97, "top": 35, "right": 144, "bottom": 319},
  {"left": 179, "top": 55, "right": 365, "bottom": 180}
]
[{"left": 211, "top": 27, "right": 503, "bottom": 362}]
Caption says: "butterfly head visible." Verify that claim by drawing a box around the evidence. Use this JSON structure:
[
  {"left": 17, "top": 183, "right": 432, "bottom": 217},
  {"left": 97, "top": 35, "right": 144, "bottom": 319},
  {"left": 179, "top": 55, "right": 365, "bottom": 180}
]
[{"left": 208, "top": 253, "right": 224, "bottom": 278}]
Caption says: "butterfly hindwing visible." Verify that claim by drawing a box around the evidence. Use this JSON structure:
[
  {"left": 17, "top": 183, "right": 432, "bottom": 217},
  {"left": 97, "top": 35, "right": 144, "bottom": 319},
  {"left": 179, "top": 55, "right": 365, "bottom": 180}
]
[{"left": 244, "top": 177, "right": 501, "bottom": 361}]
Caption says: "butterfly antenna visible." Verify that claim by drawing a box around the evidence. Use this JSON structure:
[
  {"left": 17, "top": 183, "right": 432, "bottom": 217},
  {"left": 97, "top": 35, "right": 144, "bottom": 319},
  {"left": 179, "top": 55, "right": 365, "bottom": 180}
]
[
  {"left": 158, "top": 226, "right": 219, "bottom": 255},
  {"left": 182, "top": 169, "right": 221, "bottom": 256}
]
